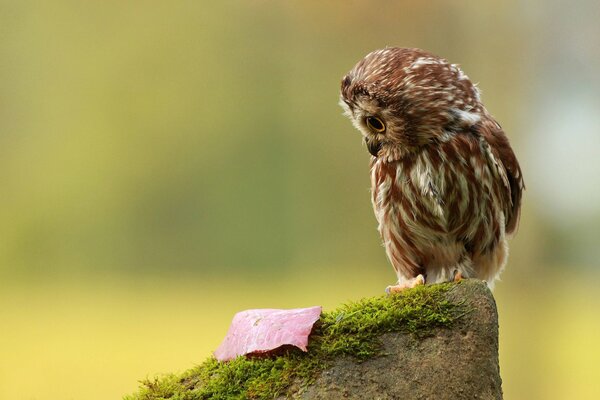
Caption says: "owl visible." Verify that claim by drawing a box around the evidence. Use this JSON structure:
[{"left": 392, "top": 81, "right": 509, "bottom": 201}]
[{"left": 340, "top": 48, "right": 524, "bottom": 292}]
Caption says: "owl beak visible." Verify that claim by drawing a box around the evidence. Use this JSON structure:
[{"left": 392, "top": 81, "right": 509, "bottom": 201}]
[{"left": 365, "top": 138, "right": 382, "bottom": 157}]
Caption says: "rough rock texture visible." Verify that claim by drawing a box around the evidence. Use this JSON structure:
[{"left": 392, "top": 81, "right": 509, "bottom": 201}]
[
  {"left": 284, "top": 280, "right": 502, "bottom": 400},
  {"left": 125, "top": 280, "right": 502, "bottom": 400}
]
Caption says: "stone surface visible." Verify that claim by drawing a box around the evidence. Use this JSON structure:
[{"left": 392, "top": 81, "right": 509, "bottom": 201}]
[{"left": 283, "top": 280, "right": 502, "bottom": 400}]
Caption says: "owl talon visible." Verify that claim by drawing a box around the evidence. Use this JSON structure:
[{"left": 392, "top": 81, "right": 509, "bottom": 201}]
[
  {"left": 453, "top": 271, "right": 463, "bottom": 282},
  {"left": 386, "top": 274, "right": 425, "bottom": 294}
]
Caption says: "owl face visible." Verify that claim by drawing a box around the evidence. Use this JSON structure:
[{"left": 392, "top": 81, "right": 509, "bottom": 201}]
[{"left": 340, "top": 47, "right": 483, "bottom": 161}]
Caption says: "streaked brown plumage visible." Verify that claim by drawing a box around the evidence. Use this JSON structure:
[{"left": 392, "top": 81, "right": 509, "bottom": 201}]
[{"left": 340, "top": 48, "right": 524, "bottom": 291}]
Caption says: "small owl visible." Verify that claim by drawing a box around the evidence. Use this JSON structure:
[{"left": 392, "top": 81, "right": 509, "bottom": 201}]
[{"left": 340, "top": 48, "right": 524, "bottom": 292}]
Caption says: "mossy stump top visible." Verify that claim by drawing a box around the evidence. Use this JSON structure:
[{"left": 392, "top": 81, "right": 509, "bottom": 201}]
[{"left": 126, "top": 279, "right": 502, "bottom": 400}]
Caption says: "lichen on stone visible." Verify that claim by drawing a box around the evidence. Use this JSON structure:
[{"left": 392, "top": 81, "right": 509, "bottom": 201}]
[{"left": 125, "top": 282, "right": 464, "bottom": 400}]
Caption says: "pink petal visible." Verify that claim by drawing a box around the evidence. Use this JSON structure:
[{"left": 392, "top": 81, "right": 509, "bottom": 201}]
[{"left": 214, "top": 306, "right": 322, "bottom": 362}]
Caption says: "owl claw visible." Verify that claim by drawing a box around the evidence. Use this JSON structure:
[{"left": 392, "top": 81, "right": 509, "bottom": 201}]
[
  {"left": 453, "top": 270, "right": 463, "bottom": 282},
  {"left": 385, "top": 274, "right": 425, "bottom": 295}
]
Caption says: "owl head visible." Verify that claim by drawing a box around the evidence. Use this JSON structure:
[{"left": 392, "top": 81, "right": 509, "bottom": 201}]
[{"left": 340, "top": 47, "right": 483, "bottom": 161}]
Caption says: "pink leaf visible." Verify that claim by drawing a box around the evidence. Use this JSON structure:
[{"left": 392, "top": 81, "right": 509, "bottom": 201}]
[{"left": 214, "top": 306, "right": 322, "bottom": 362}]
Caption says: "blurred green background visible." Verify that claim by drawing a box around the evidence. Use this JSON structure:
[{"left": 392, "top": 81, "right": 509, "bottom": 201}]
[{"left": 1, "top": 1, "right": 599, "bottom": 399}]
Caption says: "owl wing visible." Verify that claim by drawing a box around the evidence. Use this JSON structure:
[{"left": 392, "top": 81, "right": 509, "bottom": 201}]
[{"left": 475, "top": 118, "right": 525, "bottom": 236}]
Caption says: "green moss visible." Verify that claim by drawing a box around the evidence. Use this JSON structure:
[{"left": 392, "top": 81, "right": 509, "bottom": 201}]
[{"left": 125, "top": 282, "right": 464, "bottom": 400}]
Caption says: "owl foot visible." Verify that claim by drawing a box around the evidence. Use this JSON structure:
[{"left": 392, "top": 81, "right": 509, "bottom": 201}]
[
  {"left": 453, "top": 270, "right": 463, "bottom": 282},
  {"left": 385, "top": 274, "right": 425, "bottom": 295}
]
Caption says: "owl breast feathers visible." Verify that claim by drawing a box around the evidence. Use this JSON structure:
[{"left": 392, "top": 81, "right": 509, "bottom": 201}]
[{"left": 340, "top": 48, "right": 524, "bottom": 290}]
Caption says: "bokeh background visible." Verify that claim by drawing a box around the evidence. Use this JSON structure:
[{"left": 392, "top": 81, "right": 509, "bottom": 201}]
[{"left": 1, "top": 1, "right": 599, "bottom": 399}]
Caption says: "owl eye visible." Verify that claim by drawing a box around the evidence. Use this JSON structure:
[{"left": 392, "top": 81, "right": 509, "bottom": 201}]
[{"left": 365, "top": 116, "right": 386, "bottom": 133}]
